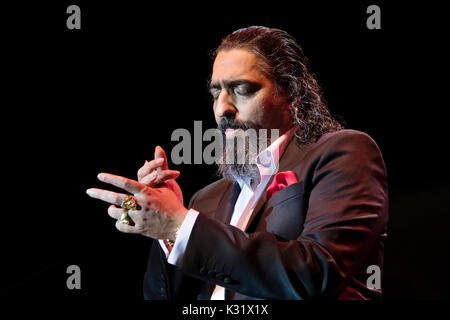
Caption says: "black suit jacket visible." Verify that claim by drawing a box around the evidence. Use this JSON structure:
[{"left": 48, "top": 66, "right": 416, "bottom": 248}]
[{"left": 143, "top": 129, "right": 388, "bottom": 300}]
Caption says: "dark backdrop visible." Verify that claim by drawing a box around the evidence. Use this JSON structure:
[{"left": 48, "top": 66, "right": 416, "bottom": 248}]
[{"left": 2, "top": 1, "right": 448, "bottom": 299}]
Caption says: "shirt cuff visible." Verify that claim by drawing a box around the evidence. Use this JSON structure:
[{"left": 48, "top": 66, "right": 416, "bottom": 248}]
[{"left": 158, "top": 208, "right": 200, "bottom": 266}]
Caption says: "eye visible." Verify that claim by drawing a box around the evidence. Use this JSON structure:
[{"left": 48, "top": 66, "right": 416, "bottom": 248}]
[
  {"left": 234, "top": 86, "right": 248, "bottom": 96},
  {"left": 210, "top": 88, "right": 221, "bottom": 100},
  {"left": 234, "top": 84, "right": 258, "bottom": 97}
]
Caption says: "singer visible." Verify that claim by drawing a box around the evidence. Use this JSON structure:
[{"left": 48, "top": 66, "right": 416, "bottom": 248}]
[{"left": 87, "top": 26, "right": 388, "bottom": 299}]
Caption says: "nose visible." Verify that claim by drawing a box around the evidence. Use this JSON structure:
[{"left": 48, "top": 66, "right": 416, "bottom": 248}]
[{"left": 214, "top": 90, "right": 237, "bottom": 120}]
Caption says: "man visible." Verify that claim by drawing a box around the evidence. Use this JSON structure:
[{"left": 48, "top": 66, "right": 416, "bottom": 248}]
[{"left": 87, "top": 26, "right": 388, "bottom": 299}]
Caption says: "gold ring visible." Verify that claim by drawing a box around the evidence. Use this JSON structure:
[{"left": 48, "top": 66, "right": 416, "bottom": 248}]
[{"left": 121, "top": 195, "right": 138, "bottom": 211}]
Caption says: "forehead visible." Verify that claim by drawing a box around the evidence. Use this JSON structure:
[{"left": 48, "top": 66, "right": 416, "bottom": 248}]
[{"left": 211, "top": 49, "right": 266, "bottom": 83}]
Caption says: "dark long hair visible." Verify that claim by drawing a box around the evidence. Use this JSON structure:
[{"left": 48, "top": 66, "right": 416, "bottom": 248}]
[{"left": 213, "top": 26, "right": 344, "bottom": 145}]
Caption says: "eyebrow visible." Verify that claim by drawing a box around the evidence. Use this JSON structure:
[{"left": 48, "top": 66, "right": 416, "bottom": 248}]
[{"left": 208, "top": 79, "right": 256, "bottom": 90}]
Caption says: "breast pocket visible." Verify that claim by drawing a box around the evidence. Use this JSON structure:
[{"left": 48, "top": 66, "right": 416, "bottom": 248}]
[{"left": 261, "top": 181, "right": 307, "bottom": 240}]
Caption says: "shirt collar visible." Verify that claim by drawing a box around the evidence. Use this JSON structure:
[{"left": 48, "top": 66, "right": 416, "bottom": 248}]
[{"left": 233, "top": 127, "right": 296, "bottom": 190}]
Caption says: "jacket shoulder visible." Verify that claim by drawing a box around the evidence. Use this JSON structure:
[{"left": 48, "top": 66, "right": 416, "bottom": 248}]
[
  {"left": 310, "top": 129, "right": 388, "bottom": 186},
  {"left": 307, "top": 129, "right": 384, "bottom": 160},
  {"left": 286, "top": 129, "right": 386, "bottom": 178},
  {"left": 317, "top": 129, "right": 380, "bottom": 149}
]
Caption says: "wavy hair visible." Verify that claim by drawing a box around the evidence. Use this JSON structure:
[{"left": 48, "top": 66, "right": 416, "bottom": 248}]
[{"left": 213, "top": 26, "right": 344, "bottom": 145}]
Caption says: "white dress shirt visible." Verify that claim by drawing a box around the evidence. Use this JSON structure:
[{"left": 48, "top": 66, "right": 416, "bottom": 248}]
[{"left": 159, "top": 127, "right": 295, "bottom": 299}]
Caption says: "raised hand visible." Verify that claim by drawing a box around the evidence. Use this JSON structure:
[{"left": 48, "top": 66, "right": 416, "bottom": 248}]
[
  {"left": 86, "top": 172, "right": 188, "bottom": 241},
  {"left": 137, "top": 146, "right": 183, "bottom": 204}
]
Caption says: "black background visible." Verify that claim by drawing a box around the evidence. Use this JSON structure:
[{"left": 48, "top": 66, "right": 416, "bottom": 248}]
[{"left": 1, "top": 1, "right": 448, "bottom": 300}]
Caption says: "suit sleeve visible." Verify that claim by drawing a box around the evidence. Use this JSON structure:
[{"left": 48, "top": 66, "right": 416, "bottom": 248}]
[
  {"left": 143, "top": 189, "right": 203, "bottom": 299},
  {"left": 176, "top": 131, "right": 389, "bottom": 299}
]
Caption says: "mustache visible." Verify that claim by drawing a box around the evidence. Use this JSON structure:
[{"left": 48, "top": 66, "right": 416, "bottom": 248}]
[{"left": 217, "top": 118, "right": 260, "bottom": 133}]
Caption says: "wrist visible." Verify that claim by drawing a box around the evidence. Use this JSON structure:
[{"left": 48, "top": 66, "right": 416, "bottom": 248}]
[
  {"left": 164, "top": 225, "right": 180, "bottom": 248},
  {"left": 165, "top": 207, "right": 188, "bottom": 246},
  {"left": 175, "top": 207, "right": 189, "bottom": 227}
]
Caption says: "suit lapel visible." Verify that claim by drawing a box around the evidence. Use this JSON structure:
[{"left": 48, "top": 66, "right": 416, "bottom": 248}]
[
  {"left": 214, "top": 181, "right": 241, "bottom": 224},
  {"left": 212, "top": 137, "right": 308, "bottom": 232},
  {"left": 244, "top": 137, "right": 304, "bottom": 232}
]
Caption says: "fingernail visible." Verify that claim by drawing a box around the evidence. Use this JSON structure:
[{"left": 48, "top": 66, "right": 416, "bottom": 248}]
[
  {"left": 156, "top": 158, "right": 164, "bottom": 164},
  {"left": 97, "top": 173, "right": 105, "bottom": 180},
  {"left": 86, "top": 189, "right": 93, "bottom": 196}
]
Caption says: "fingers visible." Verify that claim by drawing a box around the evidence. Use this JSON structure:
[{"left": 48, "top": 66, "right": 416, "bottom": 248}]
[
  {"left": 138, "top": 146, "right": 178, "bottom": 186},
  {"left": 140, "top": 171, "right": 158, "bottom": 185},
  {"left": 127, "top": 210, "right": 144, "bottom": 225},
  {"left": 154, "top": 169, "right": 180, "bottom": 184},
  {"left": 107, "top": 204, "right": 124, "bottom": 219},
  {"left": 108, "top": 205, "right": 139, "bottom": 233},
  {"left": 108, "top": 205, "right": 140, "bottom": 222},
  {"left": 115, "top": 220, "right": 139, "bottom": 234},
  {"left": 97, "top": 173, "right": 147, "bottom": 194},
  {"left": 141, "top": 169, "right": 180, "bottom": 186},
  {"left": 154, "top": 146, "right": 168, "bottom": 170},
  {"left": 137, "top": 158, "right": 164, "bottom": 180},
  {"left": 86, "top": 188, "right": 129, "bottom": 206},
  {"left": 89, "top": 191, "right": 141, "bottom": 235}
]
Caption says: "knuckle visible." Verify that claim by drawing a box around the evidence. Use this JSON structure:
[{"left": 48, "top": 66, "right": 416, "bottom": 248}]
[
  {"left": 135, "top": 194, "right": 143, "bottom": 201},
  {"left": 123, "top": 180, "right": 134, "bottom": 190},
  {"left": 113, "top": 194, "right": 122, "bottom": 205}
]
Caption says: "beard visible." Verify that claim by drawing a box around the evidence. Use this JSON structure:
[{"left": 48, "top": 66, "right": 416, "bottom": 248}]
[{"left": 215, "top": 118, "right": 269, "bottom": 182}]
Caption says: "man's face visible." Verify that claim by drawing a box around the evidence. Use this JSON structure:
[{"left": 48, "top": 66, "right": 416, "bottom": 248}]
[{"left": 210, "top": 49, "right": 292, "bottom": 138}]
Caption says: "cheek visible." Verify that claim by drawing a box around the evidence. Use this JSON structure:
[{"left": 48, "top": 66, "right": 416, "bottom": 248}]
[{"left": 235, "top": 97, "right": 266, "bottom": 123}]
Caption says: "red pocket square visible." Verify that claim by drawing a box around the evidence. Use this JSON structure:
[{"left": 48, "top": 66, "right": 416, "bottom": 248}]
[{"left": 266, "top": 171, "right": 299, "bottom": 201}]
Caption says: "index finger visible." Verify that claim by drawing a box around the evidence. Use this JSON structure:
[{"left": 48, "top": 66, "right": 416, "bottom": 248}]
[
  {"left": 154, "top": 146, "right": 168, "bottom": 171},
  {"left": 98, "top": 173, "right": 147, "bottom": 194},
  {"left": 86, "top": 188, "right": 128, "bottom": 206}
]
